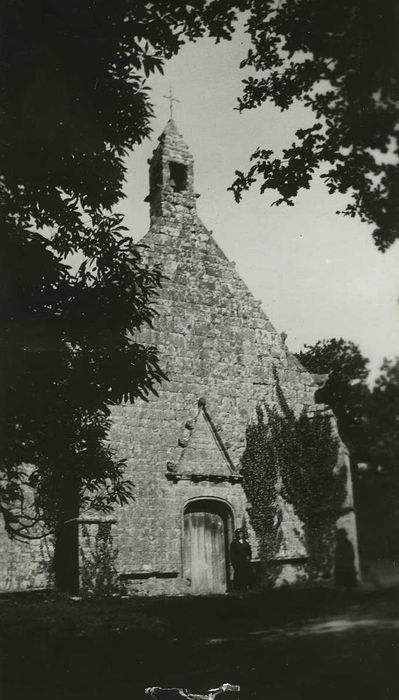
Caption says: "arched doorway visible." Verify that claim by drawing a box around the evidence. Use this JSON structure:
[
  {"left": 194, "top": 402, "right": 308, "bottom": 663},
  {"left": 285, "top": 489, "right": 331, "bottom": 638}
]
[{"left": 183, "top": 499, "right": 233, "bottom": 595}]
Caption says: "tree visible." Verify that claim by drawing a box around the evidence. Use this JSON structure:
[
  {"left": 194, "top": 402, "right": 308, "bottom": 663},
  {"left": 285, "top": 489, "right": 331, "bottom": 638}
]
[
  {"left": 229, "top": 1, "right": 399, "bottom": 251},
  {"left": 1, "top": 0, "right": 247, "bottom": 555},
  {"left": 296, "top": 339, "right": 370, "bottom": 465},
  {"left": 297, "top": 342, "right": 399, "bottom": 559},
  {"left": 368, "top": 357, "right": 399, "bottom": 484},
  {"left": 359, "top": 358, "right": 399, "bottom": 557}
]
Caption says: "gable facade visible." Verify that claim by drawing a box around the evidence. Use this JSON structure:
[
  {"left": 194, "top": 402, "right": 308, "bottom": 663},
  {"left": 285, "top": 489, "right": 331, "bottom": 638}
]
[{"left": 78, "top": 119, "right": 359, "bottom": 595}]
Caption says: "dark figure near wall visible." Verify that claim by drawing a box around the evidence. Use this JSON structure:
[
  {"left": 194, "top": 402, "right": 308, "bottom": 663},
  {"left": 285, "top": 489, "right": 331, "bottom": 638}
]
[
  {"left": 334, "top": 528, "right": 357, "bottom": 591},
  {"left": 229, "top": 528, "right": 252, "bottom": 595}
]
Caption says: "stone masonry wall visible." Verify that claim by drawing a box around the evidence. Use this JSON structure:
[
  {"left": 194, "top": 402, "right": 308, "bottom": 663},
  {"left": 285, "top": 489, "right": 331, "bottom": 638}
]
[
  {"left": 0, "top": 525, "right": 53, "bottom": 591},
  {"left": 0, "top": 467, "right": 54, "bottom": 592}
]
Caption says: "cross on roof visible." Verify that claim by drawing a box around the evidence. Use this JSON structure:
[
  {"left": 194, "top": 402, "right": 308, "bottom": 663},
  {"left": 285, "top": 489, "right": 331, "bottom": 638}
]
[{"left": 163, "top": 86, "right": 180, "bottom": 119}]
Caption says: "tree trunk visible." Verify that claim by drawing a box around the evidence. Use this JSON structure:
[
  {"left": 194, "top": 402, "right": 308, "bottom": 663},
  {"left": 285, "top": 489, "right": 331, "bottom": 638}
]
[{"left": 54, "top": 479, "right": 80, "bottom": 594}]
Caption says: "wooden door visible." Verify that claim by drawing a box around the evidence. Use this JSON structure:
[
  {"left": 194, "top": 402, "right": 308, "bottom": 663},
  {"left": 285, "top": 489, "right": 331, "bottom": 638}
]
[{"left": 184, "top": 510, "right": 227, "bottom": 594}]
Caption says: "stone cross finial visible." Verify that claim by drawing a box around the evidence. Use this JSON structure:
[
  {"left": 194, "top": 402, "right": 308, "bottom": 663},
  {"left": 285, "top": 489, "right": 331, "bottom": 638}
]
[{"left": 163, "top": 86, "right": 180, "bottom": 118}]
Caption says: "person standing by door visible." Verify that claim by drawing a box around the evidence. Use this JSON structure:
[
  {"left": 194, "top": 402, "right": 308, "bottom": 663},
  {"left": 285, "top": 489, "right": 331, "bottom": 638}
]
[{"left": 229, "top": 528, "right": 252, "bottom": 596}]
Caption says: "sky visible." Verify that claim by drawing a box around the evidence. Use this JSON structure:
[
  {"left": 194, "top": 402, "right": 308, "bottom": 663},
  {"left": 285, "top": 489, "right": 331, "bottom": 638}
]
[{"left": 120, "top": 22, "right": 399, "bottom": 383}]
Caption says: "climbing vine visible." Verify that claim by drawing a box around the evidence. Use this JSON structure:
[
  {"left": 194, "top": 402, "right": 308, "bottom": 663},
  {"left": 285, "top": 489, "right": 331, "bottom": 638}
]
[
  {"left": 80, "top": 522, "right": 119, "bottom": 595},
  {"left": 241, "top": 405, "right": 283, "bottom": 582},
  {"left": 242, "top": 377, "right": 346, "bottom": 581}
]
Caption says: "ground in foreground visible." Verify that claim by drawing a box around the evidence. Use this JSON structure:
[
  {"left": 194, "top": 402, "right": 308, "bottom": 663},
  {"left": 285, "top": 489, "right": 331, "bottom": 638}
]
[{"left": 0, "top": 587, "right": 398, "bottom": 700}]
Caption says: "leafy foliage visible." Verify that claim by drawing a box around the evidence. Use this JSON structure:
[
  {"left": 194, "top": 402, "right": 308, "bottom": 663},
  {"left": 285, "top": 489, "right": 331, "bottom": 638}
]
[
  {"left": 1, "top": 215, "right": 165, "bottom": 537},
  {"left": 298, "top": 341, "right": 399, "bottom": 558},
  {"left": 229, "top": 1, "right": 399, "bottom": 250},
  {"left": 80, "top": 522, "right": 119, "bottom": 595},
  {"left": 241, "top": 405, "right": 282, "bottom": 568},
  {"left": 1, "top": 1, "right": 247, "bottom": 233},
  {"left": 368, "top": 358, "right": 399, "bottom": 489},
  {"left": 1, "top": 1, "right": 248, "bottom": 538},
  {"left": 276, "top": 392, "right": 346, "bottom": 578},
  {"left": 242, "top": 379, "right": 345, "bottom": 580},
  {"left": 358, "top": 357, "right": 399, "bottom": 557},
  {"left": 296, "top": 339, "right": 370, "bottom": 465}
]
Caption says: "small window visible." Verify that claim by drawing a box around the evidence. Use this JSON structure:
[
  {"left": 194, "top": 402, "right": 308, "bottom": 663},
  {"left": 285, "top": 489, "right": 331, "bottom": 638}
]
[{"left": 169, "top": 161, "right": 187, "bottom": 192}]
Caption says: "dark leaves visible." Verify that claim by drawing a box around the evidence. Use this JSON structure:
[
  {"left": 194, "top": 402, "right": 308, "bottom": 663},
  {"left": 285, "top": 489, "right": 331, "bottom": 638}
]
[
  {"left": 241, "top": 373, "right": 344, "bottom": 578},
  {"left": 231, "top": 0, "right": 399, "bottom": 249},
  {"left": 1, "top": 1, "right": 250, "bottom": 533},
  {"left": 296, "top": 338, "right": 370, "bottom": 463}
]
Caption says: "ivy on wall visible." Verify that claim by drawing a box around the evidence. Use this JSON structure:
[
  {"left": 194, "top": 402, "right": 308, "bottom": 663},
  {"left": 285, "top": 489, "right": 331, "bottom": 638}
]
[
  {"left": 80, "top": 522, "right": 119, "bottom": 595},
  {"left": 241, "top": 405, "right": 283, "bottom": 582},
  {"left": 242, "top": 377, "right": 347, "bottom": 581}
]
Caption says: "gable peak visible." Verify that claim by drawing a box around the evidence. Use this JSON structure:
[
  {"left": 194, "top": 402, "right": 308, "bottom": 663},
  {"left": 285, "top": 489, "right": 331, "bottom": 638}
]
[{"left": 161, "top": 117, "right": 180, "bottom": 138}]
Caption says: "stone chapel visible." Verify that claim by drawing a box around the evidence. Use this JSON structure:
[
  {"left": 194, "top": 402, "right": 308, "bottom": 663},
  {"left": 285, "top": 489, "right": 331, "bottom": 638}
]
[{"left": 0, "top": 119, "right": 359, "bottom": 594}]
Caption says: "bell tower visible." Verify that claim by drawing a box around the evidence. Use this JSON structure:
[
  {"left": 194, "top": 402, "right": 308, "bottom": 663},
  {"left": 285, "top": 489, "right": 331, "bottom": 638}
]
[{"left": 145, "top": 118, "right": 198, "bottom": 224}]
